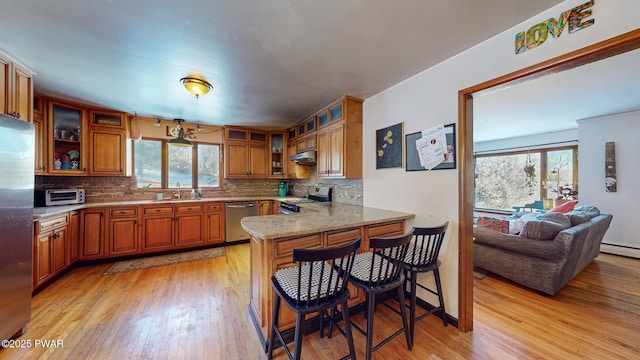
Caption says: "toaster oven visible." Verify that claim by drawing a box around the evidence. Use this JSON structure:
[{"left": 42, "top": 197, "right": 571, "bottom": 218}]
[{"left": 35, "top": 189, "right": 85, "bottom": 207}]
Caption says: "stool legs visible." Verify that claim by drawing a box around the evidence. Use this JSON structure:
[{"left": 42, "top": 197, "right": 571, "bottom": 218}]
[
  {"left": 434, "top": 268, "right": 448, "bottom": 327},
  {"left": 267, "top": 294, "right": 281, "bottom": 358},
  {"left": 397, "top": 285, "right": 412, "bottom": 350},
  {"left": 341, "top": 299, "right": 357, "bottom": 360}
]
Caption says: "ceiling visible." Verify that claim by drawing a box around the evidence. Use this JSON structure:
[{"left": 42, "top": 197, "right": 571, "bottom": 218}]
[
  {"left": 474, "top": 46, "right": 640, "bottom": 143},
  {"left": 1, "top": 0, "right": 562, "bottom": 128}
]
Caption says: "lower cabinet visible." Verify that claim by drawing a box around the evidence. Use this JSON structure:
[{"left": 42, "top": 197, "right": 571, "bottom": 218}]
[
  {"left": 258, "top": 200, "right": 272, "bottom": 215},
  {"left": 34, "top": 214, "right": 68, "bottom": 289},
  {"left": 67, "top": 211, "right": 80, "bottom": 263},
  {"left": 175, "top": 204, "right": 204, "bottom": 247},
  {"left": 80, "top": 208, "right": 106, "bottom": 260},
  {"left": 142, "top": 205, "right": 175, "bottom": 252},
  {"left": 206, "top": 202, "right": 224, "bottom": 244},
  {"left": 108, "top": 206, "right": 139, "bottom": 256}
]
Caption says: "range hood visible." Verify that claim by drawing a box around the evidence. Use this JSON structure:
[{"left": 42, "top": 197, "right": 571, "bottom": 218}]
[{"left": 289, "top": 151, "right": 316, "bottom": 165}]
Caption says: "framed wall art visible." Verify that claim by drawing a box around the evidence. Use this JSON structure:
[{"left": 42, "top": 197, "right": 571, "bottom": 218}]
[
  {"left": 405, "top": 123, "right": 456, "bottom": 171},
  {"left": 376, "top": 122, "right": 404, "bottom": 169}
]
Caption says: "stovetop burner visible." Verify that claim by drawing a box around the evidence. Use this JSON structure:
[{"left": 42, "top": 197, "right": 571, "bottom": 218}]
[{"left": 280, "top": 186, "right": 332, "bottom": 213}]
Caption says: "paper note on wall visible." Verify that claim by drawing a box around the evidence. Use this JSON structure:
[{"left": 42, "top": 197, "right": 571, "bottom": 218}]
[{"left": 416, "top": 124, "right": 447, "bottom": 170}]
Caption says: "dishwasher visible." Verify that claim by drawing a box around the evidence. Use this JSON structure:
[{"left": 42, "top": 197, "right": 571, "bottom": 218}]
[{"left": 225, "top": 201, "right": 258, "bottom": 243}]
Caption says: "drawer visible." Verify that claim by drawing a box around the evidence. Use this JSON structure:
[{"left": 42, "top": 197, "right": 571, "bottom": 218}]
[
  {"left": 273, "top": 233, "right": 323, "bottom": 259},
  {"left": 143, "top": 206, "right": 174, "bottom": 215},
  {"left": 110, "top": 207, "right": 137, "bottom": 217},
  {"left": 366, "top": 221, "right": 404, "bottom": 238},
  {"left": 207, "top": 203, "right": 222, "bottom": 212},
  {"left": 176, "top": 204, "right": 203, "bottom": 213},
  {"left": 325, "top": 227, "right": 361, "bottom": 247},
  {"left": 37, "top": 215, "right": 68, "bottom": 234}
]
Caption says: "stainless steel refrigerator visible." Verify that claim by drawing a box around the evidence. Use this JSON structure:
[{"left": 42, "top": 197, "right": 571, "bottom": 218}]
[{"left": 0, "top": 114, "right": 34, "bottom": 341}]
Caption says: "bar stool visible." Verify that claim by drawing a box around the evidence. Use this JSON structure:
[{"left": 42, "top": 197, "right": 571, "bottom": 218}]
[
  {"left": 401, "top": 222, "right": 449, "bottom": 344},
  {"left": 343, "top": 232, "right": 413, "bottom": 360},
  {"left": 267, "top": 238, "right": 361, "bottom": 360}
]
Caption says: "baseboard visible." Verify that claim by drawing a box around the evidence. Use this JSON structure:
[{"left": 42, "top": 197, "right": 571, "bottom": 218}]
[{"left": 601, "top": 244, "right": 640, "bottom": 259}]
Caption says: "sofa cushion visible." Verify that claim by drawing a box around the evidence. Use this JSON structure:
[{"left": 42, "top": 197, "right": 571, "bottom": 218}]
[
  {"left": 566, "top": 205, "right": 601, "bottom": 226},
  {"left": 520, "top": 212, "right": 571, "bottom": 240},
  {"left": 548, "top": 200, "right": 578, "bottom": 213},
  {"left": 509, "top": 212, "right": 542, "bottom": 235}
]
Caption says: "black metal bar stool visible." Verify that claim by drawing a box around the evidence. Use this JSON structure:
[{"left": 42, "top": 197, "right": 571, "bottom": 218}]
[
  {"left": 267, "top": 238, "right": 361, "bottom": 360},
  {"left": 401, "top": 222, "right": 449, "bottom": 344},
  {"left": 340, "top": 232, "right": 413, "bottom": 360}
]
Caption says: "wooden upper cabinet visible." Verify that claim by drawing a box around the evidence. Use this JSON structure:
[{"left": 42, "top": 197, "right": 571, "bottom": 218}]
[
  {"left": 89, "top": 128, "right": 126, "bottom": 175},
  {"left": 0, "top": 51, "right": 34, "bottom": 122},
  {"left": 48, "top": 100, "right": 87, "bottom": 175},
  {"left": 224, "top": 126, "right": 269, "bottom": 178}
]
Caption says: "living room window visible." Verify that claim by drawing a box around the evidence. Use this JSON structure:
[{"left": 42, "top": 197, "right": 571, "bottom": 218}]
[
  {"left": 133, "top": 139, "right": 222, "bottom": 189},
  {"left": 474, "top": 146, "right": 578, "bottom": 212}
]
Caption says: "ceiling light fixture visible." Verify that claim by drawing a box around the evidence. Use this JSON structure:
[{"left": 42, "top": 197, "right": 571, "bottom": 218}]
[
  {"left": 180, "top": 74, "right": 213, "bottom": 98},
  {"left": 167, "top": 119, "right": 193, "bottom": 147}
]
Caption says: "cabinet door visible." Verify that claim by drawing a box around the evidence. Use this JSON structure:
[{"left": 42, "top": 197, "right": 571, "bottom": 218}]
[
  {"left": 81, "top": 209, "right": 105, "bottom": 259},
  {"left": 110, "top": 218, "right": 139, "bottom": 255},
  {"left": 328, "top": 124, "right": 344, "bottom": 177},
  {"left": 0, "top": 54, "right": 9, "bottom": 115},
  {"left": 33, "top": 117, "right": 46, "bottom": 173},
  {"left": 13, "top": 63, "right": 33, "bottom": 122},
  {"left": 52, "top": 227, "right": 67, "bottom": 274},
  {"left": 142, "top": 216, "right": 174, "bottom": 251},
  {"left": 286, "top": 142, "right": 298, "bottom": 178},
  {"left": 89, "top": 129, "right": 125, "bottom": 175},
  {"left": 206, "top": 211, "right": 224, "bottom": 244},
  {"left": 316, "top": 130, "right": 330, "bottom": 176},
  {"left": 68, "top": 211, "right": 80, "bottom": 263},
  {"left": 249, "top": 145, "right": 268, "bottom": 177},
  {"left": 36, "top": 232, "right": 53, "bottom": 286},
  {"left": 226, "top": 143, "right": 249, "bottom": 177},
  {"left": 258, "top": 200, "right": 272, "bottom": 216},
  {"left": 175, "top": 214, "right": 204, "bottom": 246},
  {"left": 49, "top": 101, "right": 86, "bottom": 175}
]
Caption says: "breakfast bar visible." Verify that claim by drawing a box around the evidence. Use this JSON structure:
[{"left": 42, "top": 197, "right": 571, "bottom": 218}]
[{"left": 241, "top": 202, "right": 414, "bottom": 348}]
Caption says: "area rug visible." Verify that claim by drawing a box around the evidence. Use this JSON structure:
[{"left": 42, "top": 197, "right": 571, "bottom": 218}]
[{"left": 103, "top": 247, "right": 226, "bottom": 275}]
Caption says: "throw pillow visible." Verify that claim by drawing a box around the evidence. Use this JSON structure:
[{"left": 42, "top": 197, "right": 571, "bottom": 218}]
[
  {"left": 566, "top": 205, "right": 601, "bottom": 226},
  {"left": 509, "top": 212, "right": 542, "bottom": 235},
  {"left": 520, "top": 212, "right": 571, "bottom": 240},
  {"left": 548, "top": 200, "right": 578, "bottom": 213}
]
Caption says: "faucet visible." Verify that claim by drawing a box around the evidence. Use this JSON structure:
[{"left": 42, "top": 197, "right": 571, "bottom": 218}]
[{"left": 175, "top": 182, "right": 181, "bottom": 200}]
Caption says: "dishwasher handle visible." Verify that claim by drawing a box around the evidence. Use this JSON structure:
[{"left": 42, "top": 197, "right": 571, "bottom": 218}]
[{"left": 226, "top": 203, "right": 256, "bottom": 208}]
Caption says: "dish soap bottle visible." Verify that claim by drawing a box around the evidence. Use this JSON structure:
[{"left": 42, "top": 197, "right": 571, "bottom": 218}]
[{"left": 190, "top": 189, "right": 196, "bottom": 199}]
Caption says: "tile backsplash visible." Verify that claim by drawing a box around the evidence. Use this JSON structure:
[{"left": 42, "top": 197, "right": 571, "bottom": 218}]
[{"left": 35, "top": 173, "right": 363, "bottom": 205}]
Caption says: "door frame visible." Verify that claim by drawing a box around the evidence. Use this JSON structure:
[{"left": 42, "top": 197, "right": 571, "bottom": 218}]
[{"left": 457, "top": 28, "right": 640, "bottom": 332}]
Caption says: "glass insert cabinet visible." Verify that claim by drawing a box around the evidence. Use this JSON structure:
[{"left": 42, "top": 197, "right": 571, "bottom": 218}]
[{"left": 50, "top": 101, "right": 85, "bottom": 173}]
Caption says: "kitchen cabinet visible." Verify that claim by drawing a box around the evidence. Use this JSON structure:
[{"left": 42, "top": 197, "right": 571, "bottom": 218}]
[
  {"left": 225, "top": 127, "right": 269, "bottom": 178},
  {"left": 271, "top": 200, "right": 281, "bottom": 215},
  {"left": 141, "top": 205, "right": 175, "bottom": 252},
  {"left": 80, "top": 208, "right": 106, "bottom": 260},
  {"left": 108, "top": 206, "right": 139, "bottom": 256},
  {"left": 175, "top": 203, "right": 204, "bottom": 247},
  {"left": 34, "top": 214, "right": 68, "bottom": 288},
  {"left": 297, "top": 115, "right": 316, "bottom": 137},
  {"left": 33, "top": 116, "right": 46, "bottom": 174},
  {"left": 269, "top": 132, "right": 285, "bottom": 178},
  {"left": 88, "top": 110, "right": 128, "bottom": 176},
  {"left": 296, "top": 133, "right": 316, "bottom": 153},
  {"left": 48, "top": 100, "right": 87, "bottom": 175},
  {"left": 316, "top": 96, "right": 363, "bottom": 179},
  {"left": 206, "top": 202, "right": 224, "bottom": 244},
  {"left": 0, "top": 51, "right": 34, "bottom": 122},
  {"left": 67, "top": 211, "right": 80, "bottom": 263},
  {"left": 258, "top": 200, "right": 272, "bottom": 216}
]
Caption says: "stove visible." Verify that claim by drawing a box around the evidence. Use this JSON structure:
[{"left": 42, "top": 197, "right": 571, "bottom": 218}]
[{"left": 280, "top": 186, "right": 332, "bottom": 214}]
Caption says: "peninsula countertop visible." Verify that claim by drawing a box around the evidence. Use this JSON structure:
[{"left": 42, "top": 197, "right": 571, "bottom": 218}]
[{"left": 240, "top": 202, "right": 415, "bottom": 240}]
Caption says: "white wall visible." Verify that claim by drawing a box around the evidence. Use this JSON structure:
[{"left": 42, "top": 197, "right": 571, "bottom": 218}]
[
  {"left": 474, "top": 129, "right": 577, "bottom": 154},
  {"left": 578, "top": 110, "right": 640, "bottom": 258},
  {"left": 363, "top": 0, "right": 640, "bottom": 318}
]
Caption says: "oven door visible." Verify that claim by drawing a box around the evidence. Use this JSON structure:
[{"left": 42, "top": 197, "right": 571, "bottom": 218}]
[{"left": 279, "top": 202, "right": 298, "bottom": 214}]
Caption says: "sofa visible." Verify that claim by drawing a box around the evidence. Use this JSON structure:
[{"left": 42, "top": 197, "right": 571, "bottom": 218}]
[{"left": 473, "top": 206, "right": 613, "bottom": 295}]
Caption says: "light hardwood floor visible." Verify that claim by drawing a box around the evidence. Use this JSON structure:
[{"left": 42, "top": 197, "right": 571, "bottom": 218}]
[{"left": 1, "top": 245, "right": 639, "bottom": 359}]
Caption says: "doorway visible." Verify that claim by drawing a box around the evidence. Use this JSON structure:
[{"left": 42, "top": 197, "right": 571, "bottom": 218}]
[{"left": 457, "top": 29, "right": 640, "bottom": 332}]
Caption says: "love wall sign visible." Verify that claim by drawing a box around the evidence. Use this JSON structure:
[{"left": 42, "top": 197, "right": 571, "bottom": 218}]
[{"left": 515, "top": 0, "right": 595, "bottom": 54}]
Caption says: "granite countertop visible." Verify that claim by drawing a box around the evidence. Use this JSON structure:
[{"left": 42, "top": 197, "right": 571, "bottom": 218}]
[
  {"left": 32, "top": 195, "right": 304, "bottom": 220},
  {"left": 240, "top": 202, "right": 415, "bottom": 240}
]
